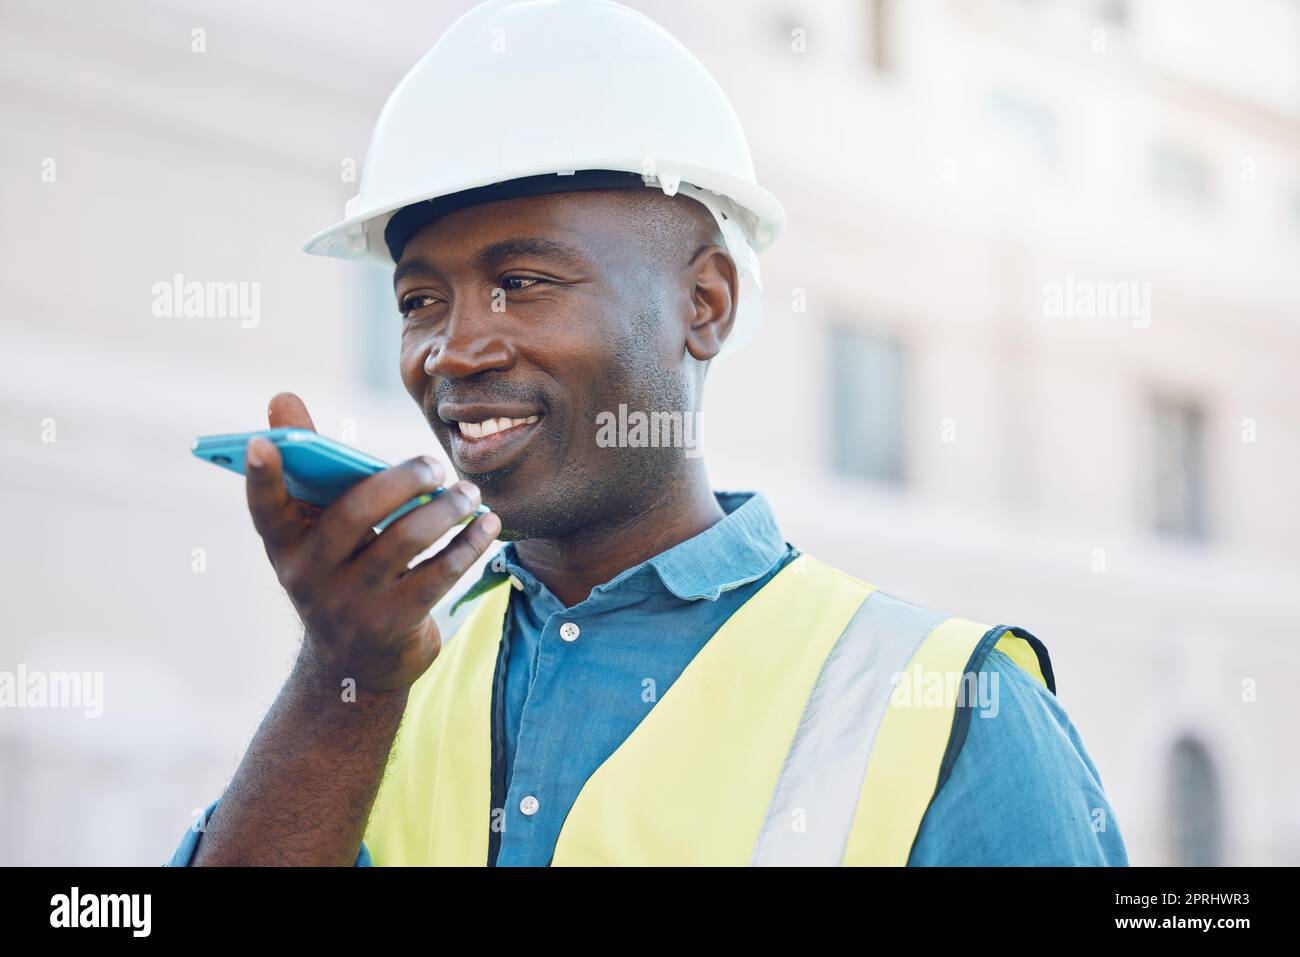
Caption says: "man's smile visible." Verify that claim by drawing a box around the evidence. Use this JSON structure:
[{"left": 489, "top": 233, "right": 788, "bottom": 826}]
[{"left": 437, "top": 402, "right": 547, "bottom": 475}]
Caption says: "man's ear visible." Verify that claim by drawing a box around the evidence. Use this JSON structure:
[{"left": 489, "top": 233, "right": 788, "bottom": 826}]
[{"left": 683, "top": 245, "right": 738, "bottom": 362}]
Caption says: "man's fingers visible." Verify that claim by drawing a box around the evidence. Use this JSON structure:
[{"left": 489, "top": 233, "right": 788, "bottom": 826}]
[
  {"left": 268, "top": 391, "right": 317, "bottom": 431},
  {"left": 347, "top": 480, "right": 485, "bottom": 585},
  {"left": 309, "top": 456, "right": 450, "bottom": 567},
  {"left": 245, "top": 437, "right": 298, "bottom": 549},
  {"left": 392, "top": 511, "right": 502, "bottom": 612},
  {"left": 345, "top": 527, "right": 380, "bottom": 562}
]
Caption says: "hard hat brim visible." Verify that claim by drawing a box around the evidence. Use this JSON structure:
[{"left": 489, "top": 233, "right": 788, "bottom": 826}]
[{"left": 302, "top": 162, "right": 785, "bottom": 265}]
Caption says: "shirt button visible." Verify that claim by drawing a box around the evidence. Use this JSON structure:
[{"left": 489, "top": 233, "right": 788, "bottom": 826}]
[
  {"left": 509, "top": 575, "right": 524, "bottom": 591},
  {"left": 519, "top": 795, "right": 540, "bottom": 816},
  {"left": 559, "top": 622, "right": 580, "bottom": 642}
]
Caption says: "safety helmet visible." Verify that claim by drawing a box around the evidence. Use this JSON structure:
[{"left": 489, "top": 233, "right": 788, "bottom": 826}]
[{"left": 302, "top": 0, "right": 785, "bottom": 355}]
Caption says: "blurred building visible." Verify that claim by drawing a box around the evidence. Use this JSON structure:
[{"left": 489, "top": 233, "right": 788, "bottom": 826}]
[{"left": 1, "top": 0, "right": 1297, "bottom": 864}]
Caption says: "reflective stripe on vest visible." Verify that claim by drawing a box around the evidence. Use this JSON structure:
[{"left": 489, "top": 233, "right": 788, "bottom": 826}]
[{"left": 362, "top": 553, "right": 1053, "bottom": 866}]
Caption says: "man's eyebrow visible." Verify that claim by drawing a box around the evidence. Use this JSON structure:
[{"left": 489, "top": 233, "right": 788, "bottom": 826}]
[
  {"left": 473, "top": 237, "right": 588, "bottom": 271},
  {"left": 392, "top": 259, "right": 440, "bottom": 290}
]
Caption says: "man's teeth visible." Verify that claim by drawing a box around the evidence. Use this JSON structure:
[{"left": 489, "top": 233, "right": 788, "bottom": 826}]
[{"left": 457, "top": 415, "right": 539, "bottom": 439}]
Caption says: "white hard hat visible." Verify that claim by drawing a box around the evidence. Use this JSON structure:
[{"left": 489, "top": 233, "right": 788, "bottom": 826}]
[{"left": 302, "top": 0, "right": 785, "bottom": 355}]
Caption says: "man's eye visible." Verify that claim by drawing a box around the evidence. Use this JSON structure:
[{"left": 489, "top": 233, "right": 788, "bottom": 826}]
[
  {"left": 399, "top": 294, "right": 440, "bottom": 316},
  {"left": 501, "top": 275, "right": 547, "bottom": 291}
]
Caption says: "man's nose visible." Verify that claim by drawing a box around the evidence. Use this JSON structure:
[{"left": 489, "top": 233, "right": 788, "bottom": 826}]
[{"left": 424, "top": 294, "right": 514, "bottom": 379}]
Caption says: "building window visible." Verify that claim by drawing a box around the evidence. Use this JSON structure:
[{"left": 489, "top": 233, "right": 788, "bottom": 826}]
[
  {"left": 1149, "top": 145, "right": 1212, "bottom": 204},
  {"left": 1096, "top": 0, "right": 1128, "bottom": 27},
  {"left": 868, "top": 0, "right": 894, "bottom": 75},
  {"left": 1167, "top": 736, "right": 1223, "bottom": 866},
  {"left": 986, "top": 88, "right": 1060, "bottom": 170},
  {"left": 1149, "top": 397, "right": 1207, "bottom": 539},
  {"left": 774, "top": 12, "right": 803, "bottom": 52},
  {"left": 829, "top": 324, "right": 906, "bottom": 483}
]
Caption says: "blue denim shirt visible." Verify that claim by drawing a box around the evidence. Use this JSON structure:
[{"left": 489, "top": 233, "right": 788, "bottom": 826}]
[{"left": 168, "top": 491, "right": 1127, "bottom": 866}]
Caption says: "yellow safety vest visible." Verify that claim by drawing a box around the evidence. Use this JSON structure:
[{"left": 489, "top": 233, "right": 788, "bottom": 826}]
[{"left": 363, "top": 553, "right": 1054, "bottom": 866}]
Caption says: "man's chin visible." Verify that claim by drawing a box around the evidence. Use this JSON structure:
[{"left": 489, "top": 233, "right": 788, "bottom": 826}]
[
  {"left": 455, "top": 472, "right": 537, "bottom": 541},
  {"left": 477, "top": 487, "right": 591, "bottom": 543}
]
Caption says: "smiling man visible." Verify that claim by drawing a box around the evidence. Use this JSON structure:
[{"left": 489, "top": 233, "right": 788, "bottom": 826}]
[
  {"left": 396, "top": 187, "right": 732, "bottom": 567},
  {"left": 168, "top": 0, "right": 1127, "bottom": 867}
]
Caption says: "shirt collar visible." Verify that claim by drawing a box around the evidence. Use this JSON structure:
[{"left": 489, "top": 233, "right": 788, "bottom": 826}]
[
  {"left": 455, "top": 490, "right": 787, "bottom": 611},
  {"left": 627, "top": 491, "right": 787, "bottom": 600}
]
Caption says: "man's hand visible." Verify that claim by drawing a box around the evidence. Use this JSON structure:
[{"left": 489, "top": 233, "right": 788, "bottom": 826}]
[{"left": 245, "top": 392, "right": 500, "bottom": 693}]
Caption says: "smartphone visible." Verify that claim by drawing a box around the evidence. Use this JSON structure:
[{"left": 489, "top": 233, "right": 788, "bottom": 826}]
[{"left": 191, "top": 428, "right": 489, "bottom": 531}]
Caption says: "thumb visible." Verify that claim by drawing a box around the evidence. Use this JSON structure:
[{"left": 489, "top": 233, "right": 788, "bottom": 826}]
[{"left": 267, "top": 391, "right": 317, "bottom": 431}]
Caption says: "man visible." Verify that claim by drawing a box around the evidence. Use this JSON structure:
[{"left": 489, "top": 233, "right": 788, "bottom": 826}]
[{"left": 169, "top": 0, "right": 1127, "bottom": 866}]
